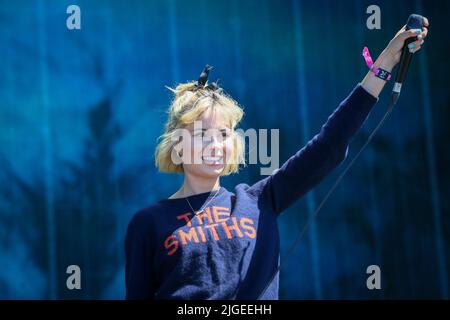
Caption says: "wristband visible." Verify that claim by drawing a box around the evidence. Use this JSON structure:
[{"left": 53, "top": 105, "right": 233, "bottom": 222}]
[{"left": 362, "top": 47, "right": 392, "bottom": 81}]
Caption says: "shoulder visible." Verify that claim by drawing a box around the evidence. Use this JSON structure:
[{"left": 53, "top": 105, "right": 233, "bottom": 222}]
[
  {"left": 125, "top": 202, "right": 168, "bottom": 251},
  {"left": 127, "top": 202, "right": 166, "bottom": 234},
  {"left": 237, "top": 174, "right": 272, "bottom": 194},
  {"left": 234, "top": 178, "right": 270, "bottom": 200}
]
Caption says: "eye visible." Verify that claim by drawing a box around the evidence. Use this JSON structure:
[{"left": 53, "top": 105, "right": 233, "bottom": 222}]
[
  {"left": 193, "top": 131, "right": 204, "bottom": 137},
  {"left": 221, "top": 131, "right": 230, "bottom": 138}
]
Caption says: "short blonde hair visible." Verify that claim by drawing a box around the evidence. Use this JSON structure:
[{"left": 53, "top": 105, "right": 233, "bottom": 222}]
[{"left": 155, "top": 81, "right": 245, "bottom": 175}]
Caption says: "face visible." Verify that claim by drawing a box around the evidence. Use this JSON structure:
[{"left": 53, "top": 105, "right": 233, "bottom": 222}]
[{"left": 178, "top": 108, "right": 233, "bottom": 179}]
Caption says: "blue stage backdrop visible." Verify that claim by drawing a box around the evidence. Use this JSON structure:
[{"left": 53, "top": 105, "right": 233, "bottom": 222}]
[{"left": 0, "top": 0, "right": 449, "bottom": 299}]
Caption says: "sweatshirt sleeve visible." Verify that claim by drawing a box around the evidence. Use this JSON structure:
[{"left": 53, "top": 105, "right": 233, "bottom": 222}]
[
  {"left": 247, "top": 83, "right": 379, "bottom": 215},
  {"left": 125, "top": 211, "right": 155, "bottom": 299}
]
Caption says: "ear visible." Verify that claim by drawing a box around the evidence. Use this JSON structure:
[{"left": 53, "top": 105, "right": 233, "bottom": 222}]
[{"left": 173, "top": 142, "right": 183, "bottom": 157}]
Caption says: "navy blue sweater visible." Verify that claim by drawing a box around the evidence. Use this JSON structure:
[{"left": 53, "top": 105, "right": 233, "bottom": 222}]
[{"left": 125, "top": 83, "right": 378, "bottom": 300}]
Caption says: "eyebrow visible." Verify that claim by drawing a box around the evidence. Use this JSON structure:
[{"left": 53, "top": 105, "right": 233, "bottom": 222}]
[{"left": 193, "top": 128, "right": 229, "bottom": 132}]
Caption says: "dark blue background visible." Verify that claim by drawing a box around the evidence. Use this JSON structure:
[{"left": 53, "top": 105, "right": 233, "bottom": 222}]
[{"left": 0, "top": 0, "right": 449, "bottom": 299}]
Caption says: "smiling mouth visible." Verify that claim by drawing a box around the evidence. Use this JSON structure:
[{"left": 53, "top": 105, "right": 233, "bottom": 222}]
[{"left": 202, "top": 156, "right": 223, "bottom": 166}]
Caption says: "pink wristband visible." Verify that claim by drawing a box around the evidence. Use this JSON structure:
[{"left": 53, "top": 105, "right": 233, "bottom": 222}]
[{"left": 362, "top": 47, "right": 391, "bottom": 81}]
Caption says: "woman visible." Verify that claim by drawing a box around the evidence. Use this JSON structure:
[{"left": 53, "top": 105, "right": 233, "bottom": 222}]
[{"left": 125, "top": 19, "right": 429, "bottom": 300}]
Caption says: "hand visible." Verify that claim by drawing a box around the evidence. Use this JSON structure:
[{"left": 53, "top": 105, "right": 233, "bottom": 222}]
[{"left": 376, "top": 16, "right": 429, "bottom": 71}]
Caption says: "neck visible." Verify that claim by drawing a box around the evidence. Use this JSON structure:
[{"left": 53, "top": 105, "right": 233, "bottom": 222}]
[{"left": 178, "top": 175, "right": 221, "bottom": 198}]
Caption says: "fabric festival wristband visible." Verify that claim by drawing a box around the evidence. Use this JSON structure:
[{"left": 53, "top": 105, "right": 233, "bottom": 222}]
[{"left": 362, "top": 47, "right": 391, "bottom": 81}]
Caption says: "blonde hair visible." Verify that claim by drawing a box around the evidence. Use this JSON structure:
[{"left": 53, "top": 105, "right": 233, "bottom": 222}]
[{"left": 155, "top": 81, "right": 245, "bottom": 175}]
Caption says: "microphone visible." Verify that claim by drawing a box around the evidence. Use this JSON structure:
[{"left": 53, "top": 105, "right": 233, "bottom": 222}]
[{"left": 392, "top": 14, "right": 424, "bottom": 105}]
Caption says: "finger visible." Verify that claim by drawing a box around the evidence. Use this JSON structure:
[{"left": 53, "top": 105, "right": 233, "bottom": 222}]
[
  {"left": 409, "top": 45, "right": 422, "bottom": 54},
  {"left": 419, "top": 27, "right": 428, "bottom": 40},
  {"left": 398, "top": 28, "right": 422, "bottom": 40},
  {"left": 408, "top": 38, "right": 424, "bottom": 49},
  {"left": 423, "top": 16, "right": 429, "bottom": 27},
  {"left": 408, "top": 39, "right": 424, "bottom": 53}
]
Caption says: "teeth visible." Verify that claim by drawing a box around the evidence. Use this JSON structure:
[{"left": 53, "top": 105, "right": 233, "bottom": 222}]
[
  {"left": 202, "top": 156, "right": 223, "bottom": 164},
  {"left": 203, "top": 156, "right": 222, "bottom": 161}
]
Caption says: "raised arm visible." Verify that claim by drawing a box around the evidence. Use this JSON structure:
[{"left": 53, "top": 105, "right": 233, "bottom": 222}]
[
  {"left": 248, "top": 83, "right": 378, "bottom": 214},
  {"left": 248, "top": 17, "right": 429, "bottom": 215}
]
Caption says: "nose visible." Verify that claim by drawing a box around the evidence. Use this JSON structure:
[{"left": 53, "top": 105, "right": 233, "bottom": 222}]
[{"left": 204, "top": 134, "right": 224, "bottom": 156}]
